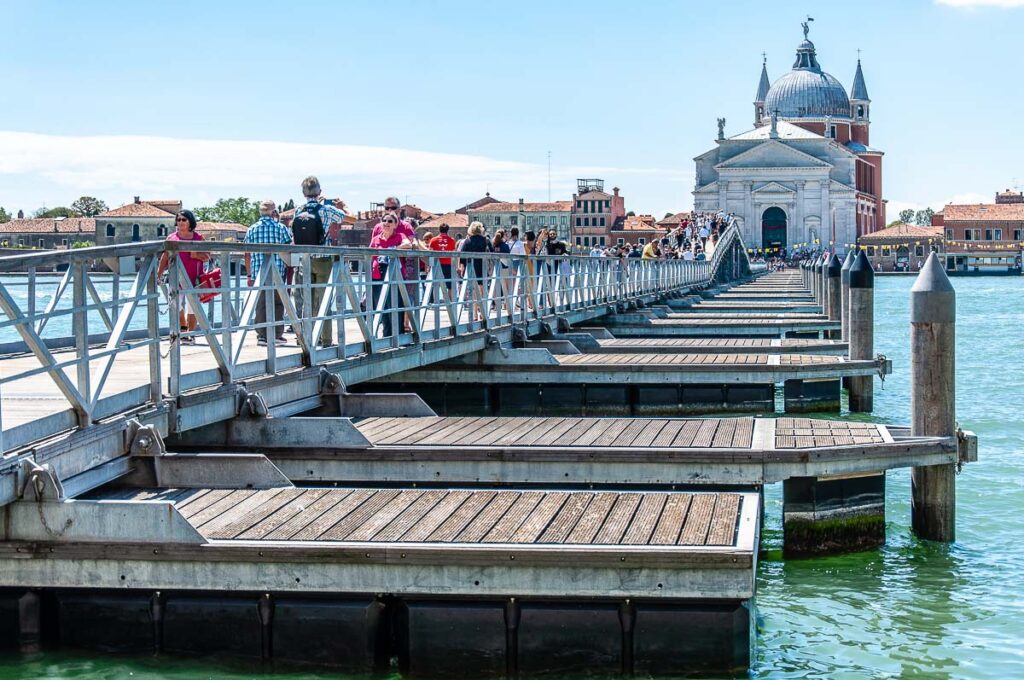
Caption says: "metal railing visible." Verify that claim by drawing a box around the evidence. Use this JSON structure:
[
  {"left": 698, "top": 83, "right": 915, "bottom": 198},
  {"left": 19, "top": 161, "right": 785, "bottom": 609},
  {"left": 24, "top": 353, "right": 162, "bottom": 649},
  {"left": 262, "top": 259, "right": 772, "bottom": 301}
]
[{"left": 0, "top": 222, "right": 745, "bottom": 453}]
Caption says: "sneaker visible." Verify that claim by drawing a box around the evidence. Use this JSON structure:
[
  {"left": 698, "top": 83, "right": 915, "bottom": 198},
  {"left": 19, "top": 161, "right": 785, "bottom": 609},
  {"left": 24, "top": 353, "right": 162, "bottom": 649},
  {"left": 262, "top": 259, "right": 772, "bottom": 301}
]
[
  {"left": 257, "top": 338, "right": 267, "bottom": 346},
  {"left": 274, "top": 337, "right": 288, "bottom": 346}
]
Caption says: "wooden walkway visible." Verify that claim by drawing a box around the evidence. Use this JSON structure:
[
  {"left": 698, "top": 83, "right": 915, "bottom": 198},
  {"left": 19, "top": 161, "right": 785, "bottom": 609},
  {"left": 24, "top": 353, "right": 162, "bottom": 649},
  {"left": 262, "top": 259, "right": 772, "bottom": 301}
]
[
  {"left": 98, "top": 486, "right": 748, "bottom": 548},
  {"left": 593, "top": 338, "right": 847, "bottom": 355}
]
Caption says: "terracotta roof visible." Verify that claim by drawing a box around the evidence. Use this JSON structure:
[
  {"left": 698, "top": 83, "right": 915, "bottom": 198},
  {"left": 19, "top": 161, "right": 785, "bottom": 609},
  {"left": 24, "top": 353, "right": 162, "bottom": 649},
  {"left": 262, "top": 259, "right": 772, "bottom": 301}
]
[
  {"left": 145, "top": 200, "right": 183, "bottom": 214},
  {"left": 419, "top": 212, "right": 469, "bottom": 232},
  {"left": 472, "top": 201, "right": 573, "bottom": 213},
  {"left": 99, "top": 202, "right": 176, "bottom": 218},
  {"left": 455, "top": 195, "right": 502, "bottom": 214},
  {"left": 942, "top": 203, "right": 1024, "bottom": 221},
  {"left": 620, "top": 215, "right": 657, "bottom": 230},
  {"left": 196, "top": 221, "right": 245, "bottom": 234},
  {"left": 656, "top": 212, "right": 691, "bottom": 226},
  {"left": 0, "top": 218, "right": 96, "bottom": 234},
  {"left": 857, "top": 223, "right": 942, "bottom": 243}
]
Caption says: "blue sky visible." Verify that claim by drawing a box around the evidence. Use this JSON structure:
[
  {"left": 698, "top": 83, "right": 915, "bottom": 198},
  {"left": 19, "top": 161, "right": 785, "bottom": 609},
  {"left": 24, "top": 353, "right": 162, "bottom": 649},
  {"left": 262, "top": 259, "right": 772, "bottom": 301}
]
[{"left": 1, "top": 0, "right": 1022, "bottom": 219}]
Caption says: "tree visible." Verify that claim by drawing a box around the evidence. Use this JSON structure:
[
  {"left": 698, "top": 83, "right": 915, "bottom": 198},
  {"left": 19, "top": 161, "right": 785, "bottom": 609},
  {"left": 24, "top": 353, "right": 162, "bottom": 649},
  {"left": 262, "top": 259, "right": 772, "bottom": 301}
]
[
  {"left": 70, "top": 196, "right": 108, "bottom": 217},
  {"left": 280, "top": 198, "right": 295, "bottom": 212},
  {"left": 886, "top": 219, "right": 904, "bottom": 228},
  {"left": 0, "top": 207, "right": 10, "bottom": 224},
  {"left": 626, "top": 210, "right": 636, "bottom": 217},
  {"left": 914, "top": 207, "right": 935, "bottom": 226},
  {"left": 33, "top": 206, "right": 77, "bottom": 219},
  {"left": 898, "top": 208, "right": 915, "bottom": 224},
  {"left": 194, "top": 197, "right": 259, "bottom": 226},
  {"left": 664, "top": 212, "right": 675, "bottom": 219}
]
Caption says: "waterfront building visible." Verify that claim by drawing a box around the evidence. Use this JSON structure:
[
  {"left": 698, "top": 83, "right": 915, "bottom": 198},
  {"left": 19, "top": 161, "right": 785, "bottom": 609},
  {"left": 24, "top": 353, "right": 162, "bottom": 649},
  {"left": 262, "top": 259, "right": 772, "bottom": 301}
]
[
  {"left": 932, "top": 195, "right": 1024, "bottom": 274},
  {"left": 857, "top": 222, "right": 943, "bottom": 272},
  {"left": 0, "top": 217, "right": 96, "bottom": 249},
  {"left": 571, "top": 179, "right": 626, "bottom": 248},
  {"left": 693, "top": 23, "right": 885, "bottom": 254},
  {"left": 469, "top": 199, "right": 573, "bottom": 241},
  {"left": 609, "top": 214, "right": 660, "bottom": 247},
  {"left": 97, "top": 197, "right": 181, "bottom": 244},
  {"left": 417, "top": 211, "right": 469, "bottom": 239}
]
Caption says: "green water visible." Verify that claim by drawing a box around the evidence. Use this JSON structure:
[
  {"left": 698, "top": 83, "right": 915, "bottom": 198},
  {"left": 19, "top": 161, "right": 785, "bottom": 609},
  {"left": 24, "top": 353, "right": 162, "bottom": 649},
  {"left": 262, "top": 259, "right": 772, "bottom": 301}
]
[{"left": 0, "top": 276, "right": 1020, "bottom": 679}]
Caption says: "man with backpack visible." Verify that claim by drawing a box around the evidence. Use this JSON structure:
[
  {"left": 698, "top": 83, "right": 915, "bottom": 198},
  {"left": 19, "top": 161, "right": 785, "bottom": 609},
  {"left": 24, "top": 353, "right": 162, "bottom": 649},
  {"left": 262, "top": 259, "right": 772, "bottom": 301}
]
[{"left": 291, "top": 175, "right": 347, "bottom": 347}]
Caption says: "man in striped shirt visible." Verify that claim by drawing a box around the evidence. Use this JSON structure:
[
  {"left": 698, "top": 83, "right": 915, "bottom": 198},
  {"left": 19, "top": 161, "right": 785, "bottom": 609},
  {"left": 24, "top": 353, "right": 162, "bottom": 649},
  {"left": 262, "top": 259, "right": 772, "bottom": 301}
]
[{"left": 245, "top": 200, "right": 292, "bottom": 346}]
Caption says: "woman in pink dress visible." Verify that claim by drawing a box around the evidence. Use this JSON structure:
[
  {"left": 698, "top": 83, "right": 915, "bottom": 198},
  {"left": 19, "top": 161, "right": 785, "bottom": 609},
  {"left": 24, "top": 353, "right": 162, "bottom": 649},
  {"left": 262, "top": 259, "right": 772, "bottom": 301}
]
[{"left": 157, "top": 210, "right": 210, "bottom": 344}]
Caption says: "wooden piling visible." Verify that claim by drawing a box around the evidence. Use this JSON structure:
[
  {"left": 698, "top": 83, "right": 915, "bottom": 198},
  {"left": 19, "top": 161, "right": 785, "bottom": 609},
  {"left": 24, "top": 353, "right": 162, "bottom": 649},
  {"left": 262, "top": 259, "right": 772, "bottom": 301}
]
[
  {"left": 812, "top": 257, "right": 823, "bottom": 305},
  {"left": 847, "top": 251, "right": 873, "bottom": 412},
  {"left": 826, "top": 254, "right": 842, "bottom": 330},
  {"left": 840, "top": 251, "right": 855, "bottom": 342},
  {"left": 910, "top": 252, "right": 957, "bottom": 542}
]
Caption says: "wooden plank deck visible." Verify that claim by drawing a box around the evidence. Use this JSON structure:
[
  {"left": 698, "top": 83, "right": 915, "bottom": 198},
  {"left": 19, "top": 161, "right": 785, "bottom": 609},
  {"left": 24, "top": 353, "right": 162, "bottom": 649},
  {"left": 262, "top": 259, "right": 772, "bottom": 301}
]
[
  {"left": 93, "top": 486, "right": 751, "bottom": 549},
  {"left": 593, "top": 338, "right": 848, "bottom": 355}
]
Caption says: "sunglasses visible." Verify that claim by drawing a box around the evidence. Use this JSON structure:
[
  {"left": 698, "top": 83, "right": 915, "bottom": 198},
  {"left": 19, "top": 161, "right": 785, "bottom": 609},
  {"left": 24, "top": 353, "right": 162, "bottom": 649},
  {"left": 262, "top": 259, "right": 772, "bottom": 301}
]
[
  {"left": 383, "top": 219, "right": 397, "bottom": 224},
  {"left": 176, "top": 217, "right": 189, "bottom": 223}
]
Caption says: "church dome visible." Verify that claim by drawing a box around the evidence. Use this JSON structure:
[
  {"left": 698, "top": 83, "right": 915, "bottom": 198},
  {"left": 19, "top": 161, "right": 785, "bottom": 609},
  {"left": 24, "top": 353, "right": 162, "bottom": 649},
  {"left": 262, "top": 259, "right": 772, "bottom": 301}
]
[{"left": 763, "top": 35, "right": 851, "bottom": 120}]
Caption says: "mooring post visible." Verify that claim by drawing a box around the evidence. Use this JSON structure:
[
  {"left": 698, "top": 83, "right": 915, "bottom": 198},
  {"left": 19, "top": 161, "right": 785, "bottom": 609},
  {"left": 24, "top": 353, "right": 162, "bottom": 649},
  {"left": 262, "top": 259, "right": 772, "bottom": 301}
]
[
  {"left": 840, "top": 250, "right": 855, "bottom": 342},
  {"left": 847, "top": 250, "right": 874, "bottom": 412},
  {"left": 826, "top": 253, "right": 842, "bottom": 333},
  {"left": 812, "top": 256, "right": 823, "bottom": 305},
  {"left": 820, "top": 253, "right": 829, "bottom": 310},
  {"left": 910, "top": 252, "right": 957, "bottom": 542}
]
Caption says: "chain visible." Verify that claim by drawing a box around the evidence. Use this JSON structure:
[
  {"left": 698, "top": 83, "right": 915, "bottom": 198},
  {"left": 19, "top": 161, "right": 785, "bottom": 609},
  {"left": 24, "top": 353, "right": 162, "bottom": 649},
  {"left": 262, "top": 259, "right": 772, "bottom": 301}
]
[{"left": 876, "top": 353, "right": 887, "bottom": 386}]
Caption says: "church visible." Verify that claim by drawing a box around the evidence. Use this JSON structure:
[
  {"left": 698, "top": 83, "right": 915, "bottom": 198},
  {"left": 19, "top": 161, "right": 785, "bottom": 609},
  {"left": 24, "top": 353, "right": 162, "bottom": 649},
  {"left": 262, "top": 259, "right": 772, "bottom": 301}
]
[{"left": 693, "top": 23, "right": 884, "bottom": 253}]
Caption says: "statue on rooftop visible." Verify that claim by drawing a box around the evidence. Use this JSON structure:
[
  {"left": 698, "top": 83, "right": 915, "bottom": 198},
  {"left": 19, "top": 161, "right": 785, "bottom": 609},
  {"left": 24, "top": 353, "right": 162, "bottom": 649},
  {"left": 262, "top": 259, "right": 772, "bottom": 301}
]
[{"left": 717, "top": 117, "right": 726, "bottom": 140}]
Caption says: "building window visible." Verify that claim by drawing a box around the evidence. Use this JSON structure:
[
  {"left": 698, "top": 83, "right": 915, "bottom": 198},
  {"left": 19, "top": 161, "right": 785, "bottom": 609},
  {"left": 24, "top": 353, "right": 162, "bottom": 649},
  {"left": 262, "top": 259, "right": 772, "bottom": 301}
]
[
  {"left": 985, "top": 229, "right": 993, "bottom": 241},
  {"left": 18, "top": 239, "right": 24, "bottom": 246},
  {"left": 106, "top": 223, "right": 115, "bottom": 238},
  {"left": 881, "top": 246, "right": 891, "bottom": 257},
  {"left": 857, "top": 105, "right": 864, "bottom": 118},
  {"left": 995, "top": 229, "right": 1003, "bottom": 240},
  {"left": 915, "top": 245, "right": 925, "bottom": 257},
  {"left": 638, "top": 238, "right": 646, "bottom": 245},
  {"left": 510, "top": 216, "right": 517, "bottom": 226},
  {"left": 527, "top": 216, "right": 533, "bottom": 227},
  {"left": 946, "top": 229, "right": 953, "bottom": 239},
  {"left": 62, "top": 239, "right": 69, "bottom": 247},
  {"left": 1014, "top": 229, "right": 1022, "bottom": 241},
  {"left": 576, "top": 200, "right": 582, "bottom": 209},
  {"left": 575, "top": 237, "right": 582, "bottom": 246},
  {"left": 599, "top": 217, "right": 605, "bottom": 227},
  {"left": 131, "top": 224, "right": 140, "bottom": 242},
  {"left": 866, "top": 246, "right": 875, "bottom": 256},
  {"left": 964, "top": 230, "right": 973, "bottom": 241},
  {"left": 494, "top": 216, "right": 501, "bottom": 226},
  {"left": 157, "top": 225, "right": 166, "bottom": 237},
  {"left": 604, "top": 200, "right": 610, "bottom": 211},
  {"left": 617, "top": 238, "right": 624, "bottom": 246},
  {"left": 599, "top": 237, "right": 606, "bottom": 246},
  {"left": 561, "top": 216, "right": 567, "bottom": 226},
  {"left": 38, "top": 239, "right": 44, "bottom": 248},
  {"left": 830, "top": 125, "right": 837, "bottom": 139}
]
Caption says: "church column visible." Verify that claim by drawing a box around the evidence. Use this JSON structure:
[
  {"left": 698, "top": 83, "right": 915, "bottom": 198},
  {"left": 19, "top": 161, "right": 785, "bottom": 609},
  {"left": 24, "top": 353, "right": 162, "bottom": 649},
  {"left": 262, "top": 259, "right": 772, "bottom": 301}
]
[
  {"left": 794, "top": 181, "right": 805, "bottom": 248},
  {"left": 821, "top": 181, "right": 832, "bottom": 248},
  {"left": 744, "top": 181, "right": 754, "bottom": 244}
]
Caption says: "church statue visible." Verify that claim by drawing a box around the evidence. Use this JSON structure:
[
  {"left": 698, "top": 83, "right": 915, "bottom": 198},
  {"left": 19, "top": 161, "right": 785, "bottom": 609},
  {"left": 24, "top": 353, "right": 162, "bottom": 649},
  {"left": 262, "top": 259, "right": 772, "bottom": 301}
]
[
  {"left": 717, "top": 117, "right": 726, "bottom": 140},
  {"left": 801, "top": 16, "right": 813, "bottom": 39}
]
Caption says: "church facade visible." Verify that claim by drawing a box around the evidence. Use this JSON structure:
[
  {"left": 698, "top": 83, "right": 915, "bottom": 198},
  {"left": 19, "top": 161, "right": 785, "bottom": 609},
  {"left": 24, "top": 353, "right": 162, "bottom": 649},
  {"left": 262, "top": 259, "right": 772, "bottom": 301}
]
[{"left": 693, "top": 25, "right": 884, "bottom": 253}]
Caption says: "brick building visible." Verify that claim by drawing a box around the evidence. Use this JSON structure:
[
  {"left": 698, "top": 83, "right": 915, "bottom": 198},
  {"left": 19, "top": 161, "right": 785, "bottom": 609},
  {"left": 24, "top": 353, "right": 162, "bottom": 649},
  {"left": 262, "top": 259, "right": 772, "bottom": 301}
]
[
  {"left": 608, "top": 214, "right": 661, "bottom": 248},
  {"left": 571, "top": 179, "right": 625, "bottom": 248},
  {"left": 932, "top": 194, "right": 1024, "bottom": 274}
]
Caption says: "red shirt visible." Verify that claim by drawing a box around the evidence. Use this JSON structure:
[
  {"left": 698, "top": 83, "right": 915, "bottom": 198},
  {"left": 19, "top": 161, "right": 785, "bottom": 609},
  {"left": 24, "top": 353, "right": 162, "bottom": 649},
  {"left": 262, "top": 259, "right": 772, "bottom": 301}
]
[
  {"left": 429, "top": 234, "right": 456, "bottom": 265},
  {"left": 166, "top": 231, "right": 205, "bottom": 283}
]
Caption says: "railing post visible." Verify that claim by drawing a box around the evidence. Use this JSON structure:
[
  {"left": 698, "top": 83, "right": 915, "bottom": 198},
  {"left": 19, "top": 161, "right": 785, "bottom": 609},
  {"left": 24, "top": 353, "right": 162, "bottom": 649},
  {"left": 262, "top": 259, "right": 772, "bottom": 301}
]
[
  {"left": 167, "top": 251, "right": 182, "bottom": 399},
  {"left": 147, "top": 255, "right": 163, "bottom": 405},
  {"left": 72, "top": 259, "right": 91, "bottom": 426}
]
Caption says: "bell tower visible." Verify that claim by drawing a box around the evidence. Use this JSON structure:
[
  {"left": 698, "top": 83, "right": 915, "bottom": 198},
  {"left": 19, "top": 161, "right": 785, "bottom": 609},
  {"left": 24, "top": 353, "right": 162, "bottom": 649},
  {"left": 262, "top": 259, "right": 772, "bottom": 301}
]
[
  {"left": 754, "top": 55, "right": 770, "bottom": 127},
  {"left": 850, "top": 58, "right": 870, "bottom": 144}
]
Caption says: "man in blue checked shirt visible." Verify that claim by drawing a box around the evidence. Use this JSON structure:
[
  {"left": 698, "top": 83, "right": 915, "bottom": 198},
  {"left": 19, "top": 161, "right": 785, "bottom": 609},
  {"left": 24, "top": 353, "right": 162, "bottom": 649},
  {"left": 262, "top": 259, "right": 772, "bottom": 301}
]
[
  {"left": 245, "top": 200, "right": 292, "bottom": 346},
  {"left": 292, "top": 175, "right": 348, "bottom": 346}
]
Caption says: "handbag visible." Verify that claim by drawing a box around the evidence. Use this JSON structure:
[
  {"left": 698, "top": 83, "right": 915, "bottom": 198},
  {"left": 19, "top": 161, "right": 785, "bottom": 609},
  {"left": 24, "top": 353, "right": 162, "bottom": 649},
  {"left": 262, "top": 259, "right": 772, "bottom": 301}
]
[{"left": 197, "top": 268, "right": 222, "bottom": 303}]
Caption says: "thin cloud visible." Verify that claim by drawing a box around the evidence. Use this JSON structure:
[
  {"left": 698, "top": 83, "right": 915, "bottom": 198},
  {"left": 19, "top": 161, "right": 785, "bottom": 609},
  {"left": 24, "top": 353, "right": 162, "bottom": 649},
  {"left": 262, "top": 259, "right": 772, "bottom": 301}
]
[
  {"left": 0, "top": 131, "right": 690, "bottom": 211},
  {"left": 935, "top": 0, "right": 1024, "bottom": 7}
]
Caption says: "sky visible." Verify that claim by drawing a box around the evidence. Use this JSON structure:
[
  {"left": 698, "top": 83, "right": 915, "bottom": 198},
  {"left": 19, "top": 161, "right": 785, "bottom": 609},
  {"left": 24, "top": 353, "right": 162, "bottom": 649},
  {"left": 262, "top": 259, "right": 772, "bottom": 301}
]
[{"left": 1, "top": 0, "right": 1022, "bottom": 220}]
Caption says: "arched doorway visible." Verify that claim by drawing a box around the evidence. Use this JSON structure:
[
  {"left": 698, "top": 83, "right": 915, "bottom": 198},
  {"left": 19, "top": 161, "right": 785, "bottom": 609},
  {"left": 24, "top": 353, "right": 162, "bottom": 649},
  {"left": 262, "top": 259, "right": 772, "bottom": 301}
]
[{"left": 761, "top": 207, "right": 787, "bottom": 255}]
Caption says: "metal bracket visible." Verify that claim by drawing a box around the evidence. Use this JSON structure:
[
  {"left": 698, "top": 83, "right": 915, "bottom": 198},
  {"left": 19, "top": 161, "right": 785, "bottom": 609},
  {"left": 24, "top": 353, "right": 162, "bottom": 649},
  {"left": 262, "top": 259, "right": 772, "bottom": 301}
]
[
  {"left": 555, "top": 317, "right": 571, "bottom": 333},
  {"left": 539, "top": 321, "right": 553, "bottom": 336},
  {"left": 125, "top": 419, "right": 167, "bottom": 458},
  {"left": 18, "top": 460, "right": 65, "bottom": 502},
  {"left": 319, "top": 368, "right": 345, "bottom": 395},
  {"left": 238, "top": 387, "right": 270, "bottom": 418},
  {"left": 511, "top": 327, "right": 528, "bottom": 344},
  {"left": 956, "top": 428, "right": 978, "bottom": 467}
]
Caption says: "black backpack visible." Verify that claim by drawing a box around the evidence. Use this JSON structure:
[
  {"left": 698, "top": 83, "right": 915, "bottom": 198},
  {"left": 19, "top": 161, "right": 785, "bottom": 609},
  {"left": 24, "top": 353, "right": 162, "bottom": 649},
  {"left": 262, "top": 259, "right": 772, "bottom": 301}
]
[{"left": 291, "top": 202, "right": 325, "bottom": 246}]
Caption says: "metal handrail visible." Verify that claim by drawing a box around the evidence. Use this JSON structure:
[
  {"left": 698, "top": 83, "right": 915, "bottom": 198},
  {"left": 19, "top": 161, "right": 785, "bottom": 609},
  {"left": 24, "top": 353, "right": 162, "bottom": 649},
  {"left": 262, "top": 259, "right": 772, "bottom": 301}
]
[{"left": 0, "top": 220, "right": 747, "bottom": 454}]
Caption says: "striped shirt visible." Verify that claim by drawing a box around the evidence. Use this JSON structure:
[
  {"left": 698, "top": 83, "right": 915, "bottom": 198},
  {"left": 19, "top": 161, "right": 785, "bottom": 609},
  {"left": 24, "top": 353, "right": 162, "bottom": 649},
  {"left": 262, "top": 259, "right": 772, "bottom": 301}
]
[{"left": 245, "top": 217, "right": 292, "bottom": 279}]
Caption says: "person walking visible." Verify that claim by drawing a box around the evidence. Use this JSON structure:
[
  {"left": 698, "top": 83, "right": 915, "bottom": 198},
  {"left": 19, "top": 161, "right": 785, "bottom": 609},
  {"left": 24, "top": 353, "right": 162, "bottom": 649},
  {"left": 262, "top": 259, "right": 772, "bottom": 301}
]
[
  {"left": 428, "top": 224, "right": 457, "bottom": 293},
  {"left": 291, "top": 176, "right": 347, "bottom": 346},
  {"left": 369, "top": 214, "right": 405, "bottom": 338},
  {"left": 245, "top": 200, "right": 292, "bottom": 346},
  {"left": 457, "top": 222, "right": 492, "bottom": 322},
  {"left": 157, "top": 209, "right": 209, "bottom": 345}
]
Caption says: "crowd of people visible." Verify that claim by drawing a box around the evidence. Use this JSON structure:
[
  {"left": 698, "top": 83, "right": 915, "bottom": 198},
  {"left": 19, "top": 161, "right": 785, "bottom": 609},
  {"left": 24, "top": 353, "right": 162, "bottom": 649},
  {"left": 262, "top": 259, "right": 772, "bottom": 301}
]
[{"left": 159, "top": 178, "right": 736, "bottom": 344}]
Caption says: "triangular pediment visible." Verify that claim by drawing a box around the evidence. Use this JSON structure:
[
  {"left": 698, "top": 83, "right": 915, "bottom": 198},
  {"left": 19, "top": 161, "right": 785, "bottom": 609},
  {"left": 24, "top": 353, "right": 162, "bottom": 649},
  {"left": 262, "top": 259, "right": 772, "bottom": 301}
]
[
  {"left": 829, "top": 179, "right": 856, "bottom": 193},
  {"left": 752, "top": 182, "right": 795, "bottom": 195},
  {"left": 693, "top": 181, "right": 719, "bottom": 194},
  {"left": 715, "top": 140, "right": 832, "bottom": 170}
]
